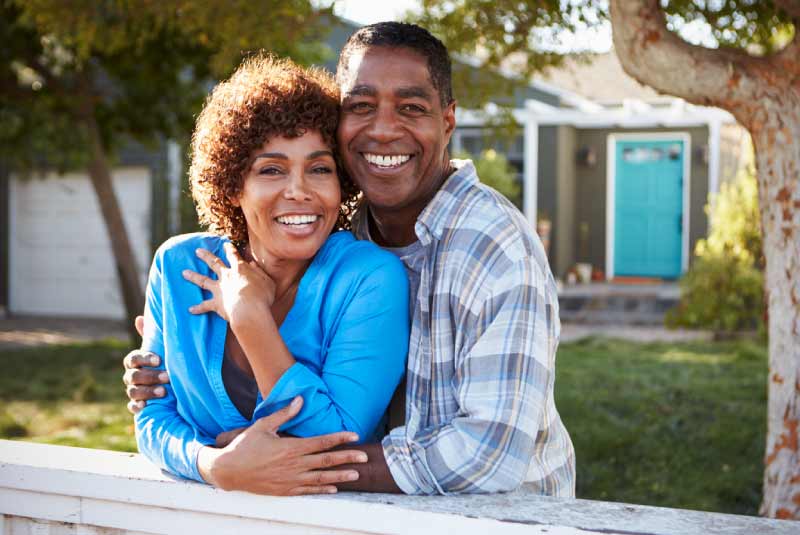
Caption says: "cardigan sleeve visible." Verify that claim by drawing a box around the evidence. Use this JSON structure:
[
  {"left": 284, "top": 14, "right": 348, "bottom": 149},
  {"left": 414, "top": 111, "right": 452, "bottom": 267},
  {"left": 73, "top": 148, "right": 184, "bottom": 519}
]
[{"left": 252, "top": 254, "right": 409, "bottom": 442}]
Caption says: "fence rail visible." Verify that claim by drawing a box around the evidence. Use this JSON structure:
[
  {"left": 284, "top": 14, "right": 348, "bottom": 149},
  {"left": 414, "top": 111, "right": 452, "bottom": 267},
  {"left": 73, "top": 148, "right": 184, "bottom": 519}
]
[{"left": 0, "top": 440, "right": 795, "bottom": 535}]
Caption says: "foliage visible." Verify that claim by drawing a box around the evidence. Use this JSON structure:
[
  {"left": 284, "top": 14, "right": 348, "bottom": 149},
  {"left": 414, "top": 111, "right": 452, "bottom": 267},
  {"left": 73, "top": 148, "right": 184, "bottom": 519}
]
[
  {"left": 454, "top": 148, "right": 521, "bottom": 205},
  {"left": 557, "top": 336, "right": 767, "bottom": 515},
  {"left": 1, "top": 336, "right": 768, "bottom": 515},
  {"left": 415, "top": 1, "right": 795, "bottom": 87},
  {"left": 667, "top": 160, "right": 764, "bottom": 332},
  {"left": 666, "top": 255, "right": 764, "bottom": 332},
  {"left": 0, "top": 0, "right": 333, "bottom": 171},
  {"left": 696, "top": 158, "right": 762, "bottom": 267}
]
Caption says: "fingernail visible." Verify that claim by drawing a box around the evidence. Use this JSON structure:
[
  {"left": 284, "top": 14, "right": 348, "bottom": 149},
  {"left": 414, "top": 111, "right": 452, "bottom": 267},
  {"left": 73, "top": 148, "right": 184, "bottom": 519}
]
[
  {"left": 154, "top": 386, "right": 166, "bottom": 397},
  {"left": 188, "top": 306, "right": 197, "bottom": 313},
  {"left": 150, "top": 355, "right": 160, "bottom": 366},
  {"left": 347, "top": 471, "right": 359, "bottom": 481},
  {"left": 158, "top": 372, "right": 169, "bottom": 382},
  {"left": 356, "top": 453, "right": 368, "bottom": 463},
  {"left": 137, "top": 400, "right": 145, "bottom": 408},
  {"left": 291, "top": 396, "right": 302, "bottom": 407},
  {"left": 182, "top": 270, "right": 189, "bottom": 278},
  {"left": 326, "top": 487, "right": 338, "bottom": 494}
]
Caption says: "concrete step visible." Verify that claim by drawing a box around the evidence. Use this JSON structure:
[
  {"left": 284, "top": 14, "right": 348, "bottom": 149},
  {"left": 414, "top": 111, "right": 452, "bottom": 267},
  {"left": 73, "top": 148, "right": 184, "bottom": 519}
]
[{"left": 557, "top": 283, "right": 679, "bottom": 326}]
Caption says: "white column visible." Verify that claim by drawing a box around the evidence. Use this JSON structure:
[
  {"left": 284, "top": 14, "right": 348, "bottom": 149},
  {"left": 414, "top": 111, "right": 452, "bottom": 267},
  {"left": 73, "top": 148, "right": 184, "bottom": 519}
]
[
  {"left": 523, "top": 108, "right": 539, "bottom": 227},
  {"left": 707, "top": 120, "right": 721, "bottom": 196}
]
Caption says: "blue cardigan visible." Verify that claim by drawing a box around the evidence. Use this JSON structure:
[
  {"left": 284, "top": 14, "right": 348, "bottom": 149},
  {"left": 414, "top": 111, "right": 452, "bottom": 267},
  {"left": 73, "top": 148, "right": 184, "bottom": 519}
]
[{"left": 135, "top": 231, "right": 409, "bottom": 482}]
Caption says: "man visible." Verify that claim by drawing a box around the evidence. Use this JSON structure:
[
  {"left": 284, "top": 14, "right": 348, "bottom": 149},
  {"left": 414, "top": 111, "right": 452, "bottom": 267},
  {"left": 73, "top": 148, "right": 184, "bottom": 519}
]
[{"left": 124, "top": 21, "right": 575, "bottom": 496}]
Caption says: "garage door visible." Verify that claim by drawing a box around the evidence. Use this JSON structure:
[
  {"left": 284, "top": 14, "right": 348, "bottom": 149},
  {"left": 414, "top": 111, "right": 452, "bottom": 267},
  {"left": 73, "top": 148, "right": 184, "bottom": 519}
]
[{"left": 9, "top": 167, "right": 151, "bottom": 319}]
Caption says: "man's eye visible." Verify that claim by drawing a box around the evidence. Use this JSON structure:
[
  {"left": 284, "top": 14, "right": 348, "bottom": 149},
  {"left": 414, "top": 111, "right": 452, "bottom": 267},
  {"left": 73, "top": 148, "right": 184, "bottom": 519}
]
[
  {"left": 401, "top": 104, "right": 426, "bottom": 114},
  {"left": 348, "top": 101, "right": 373, "bottom": 113},
  {"left": 311, "top": 166, "right": 333, "bottom": 174}
]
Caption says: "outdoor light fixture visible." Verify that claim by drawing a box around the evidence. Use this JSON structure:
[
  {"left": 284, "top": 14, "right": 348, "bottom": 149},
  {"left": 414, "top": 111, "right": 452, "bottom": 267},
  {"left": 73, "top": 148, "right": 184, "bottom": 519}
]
[
  {"left": 694, "top": 144, "right": 709, "bottom": 165},
  {"left": 576, "top": 146, "right": 597, "bottom": 167}
]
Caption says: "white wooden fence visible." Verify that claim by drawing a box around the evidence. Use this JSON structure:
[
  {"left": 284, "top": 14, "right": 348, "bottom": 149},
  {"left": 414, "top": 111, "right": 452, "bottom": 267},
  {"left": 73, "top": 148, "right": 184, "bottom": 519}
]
[{"left": 0, "top": 440, "right": 796, "bottom": 535}]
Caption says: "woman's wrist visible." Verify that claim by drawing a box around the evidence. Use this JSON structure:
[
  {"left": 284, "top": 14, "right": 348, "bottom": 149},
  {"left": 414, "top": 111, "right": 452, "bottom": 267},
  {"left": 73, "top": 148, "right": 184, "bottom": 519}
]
[
  {"left": 229, "top": 302, "right": 273, "bottom": 332},
  {"left": 197, "top": 445, "right": 223, "bottom": 486}
]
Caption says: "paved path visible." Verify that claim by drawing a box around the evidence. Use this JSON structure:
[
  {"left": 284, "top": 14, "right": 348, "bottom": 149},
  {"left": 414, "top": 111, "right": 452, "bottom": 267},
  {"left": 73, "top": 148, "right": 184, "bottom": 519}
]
[
  {"left": 0, "top": 315, "right": 711, "bottom": 351},
  {"left": 560, "top": 324, "right": 712, "bottom": 343},
  {"left": 0, "top": 315, "right": 128, "bottom": 350}
]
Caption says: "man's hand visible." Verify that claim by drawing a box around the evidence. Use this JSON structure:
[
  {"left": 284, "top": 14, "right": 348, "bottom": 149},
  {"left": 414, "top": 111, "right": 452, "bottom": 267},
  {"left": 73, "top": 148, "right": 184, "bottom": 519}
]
[
  {"left": 198, "top": 397, "right": 368, "bottom": 495},
  {"left": 122, "top": 315, "right": 169, "bottom": 414}
]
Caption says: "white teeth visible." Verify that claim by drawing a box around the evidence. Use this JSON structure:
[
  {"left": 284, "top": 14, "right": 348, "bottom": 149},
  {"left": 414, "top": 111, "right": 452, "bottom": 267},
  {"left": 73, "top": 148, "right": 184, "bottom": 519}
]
[
  {"left": 364, "top": 153, "right": 411, "bottom": 167},
  {"left": 276, "top": 214, "right": 318, "bottom": 225}
]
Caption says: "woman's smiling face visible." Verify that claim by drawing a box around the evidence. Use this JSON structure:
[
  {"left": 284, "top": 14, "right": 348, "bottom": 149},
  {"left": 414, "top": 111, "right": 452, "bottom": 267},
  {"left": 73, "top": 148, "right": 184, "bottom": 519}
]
[{"left": 235, "top": 130, "right": 341, "bottom": 263}]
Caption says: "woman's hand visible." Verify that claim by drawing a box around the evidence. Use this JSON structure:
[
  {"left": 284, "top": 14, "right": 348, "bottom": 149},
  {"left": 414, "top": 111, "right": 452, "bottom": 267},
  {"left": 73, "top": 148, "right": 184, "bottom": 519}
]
[
  {"left": 198, "top": 397, "right": 368, "bottom": 495},
  {"left": 183, "top": 243, "right": 276, "bottom": 324}
]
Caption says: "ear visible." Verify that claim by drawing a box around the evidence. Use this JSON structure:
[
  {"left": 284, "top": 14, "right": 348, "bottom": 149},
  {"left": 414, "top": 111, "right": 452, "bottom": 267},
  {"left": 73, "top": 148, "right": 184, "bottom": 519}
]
[{"left": 442, "top": 99, "right": 457, "bottom": 144}]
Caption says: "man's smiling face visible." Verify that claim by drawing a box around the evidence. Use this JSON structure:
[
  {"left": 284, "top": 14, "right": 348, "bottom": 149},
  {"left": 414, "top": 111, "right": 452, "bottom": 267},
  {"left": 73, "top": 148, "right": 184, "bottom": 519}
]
[{"left": 337, "top": 46, "right": 456, "bottom": 215}]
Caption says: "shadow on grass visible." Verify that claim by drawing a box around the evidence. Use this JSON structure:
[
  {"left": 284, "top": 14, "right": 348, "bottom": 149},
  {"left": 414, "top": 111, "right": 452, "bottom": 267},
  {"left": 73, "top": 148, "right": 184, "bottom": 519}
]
[
  {"left": 0, "top": 340, "right": 136, "bottom": 451},
  {"left": 556, "top": 336, "right": 767, "bottom": 516}
]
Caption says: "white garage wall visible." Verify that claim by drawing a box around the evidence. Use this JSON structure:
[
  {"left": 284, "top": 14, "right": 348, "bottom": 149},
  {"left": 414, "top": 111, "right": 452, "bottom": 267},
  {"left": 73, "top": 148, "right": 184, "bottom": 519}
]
[{"left": 9, "top": 167, "right": 151, "bottom": 319}]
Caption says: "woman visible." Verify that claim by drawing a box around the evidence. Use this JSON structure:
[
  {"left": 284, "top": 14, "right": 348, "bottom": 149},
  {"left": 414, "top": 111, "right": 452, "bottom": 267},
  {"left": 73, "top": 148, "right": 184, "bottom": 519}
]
[{"left": 135, "top": 55, "right": 409, "bottom": 493}]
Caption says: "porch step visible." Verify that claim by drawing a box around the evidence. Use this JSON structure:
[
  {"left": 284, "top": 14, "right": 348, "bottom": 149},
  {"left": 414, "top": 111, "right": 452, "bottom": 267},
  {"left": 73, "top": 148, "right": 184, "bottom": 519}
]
[{"left": 557, "top": 283, "right": 679, "bottom": 326}]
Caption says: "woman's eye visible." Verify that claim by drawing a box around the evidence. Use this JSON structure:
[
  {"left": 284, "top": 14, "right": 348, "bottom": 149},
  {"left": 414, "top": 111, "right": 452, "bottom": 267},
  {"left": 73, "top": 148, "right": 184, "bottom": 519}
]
[
  {"left": 311, "top": 166, "right": 334, "bottom": 175},
  {"left": 258, "top": 166, "right": 283, "bottom": 176}
]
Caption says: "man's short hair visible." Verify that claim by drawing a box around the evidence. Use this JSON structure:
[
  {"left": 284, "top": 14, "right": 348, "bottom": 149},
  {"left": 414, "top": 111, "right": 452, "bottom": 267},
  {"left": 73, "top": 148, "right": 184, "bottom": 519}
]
[{"left": 337, "top": 21, "right": 453, "bottom": 107}]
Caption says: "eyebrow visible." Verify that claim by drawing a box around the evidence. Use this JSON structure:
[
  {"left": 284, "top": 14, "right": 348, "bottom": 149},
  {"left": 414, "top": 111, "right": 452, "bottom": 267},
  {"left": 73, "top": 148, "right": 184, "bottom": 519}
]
[
  {"left": 252, "top": 150, "right": 334, "bottom": 161},
  {"left": 396, "top": 86, "right": 432, "bottom": 100},
  {"left": 344, "top": 85, "right": 376, "bottom": 98},
  {"left": 343, "top": 85, "right": 432, "bottom": 100}
]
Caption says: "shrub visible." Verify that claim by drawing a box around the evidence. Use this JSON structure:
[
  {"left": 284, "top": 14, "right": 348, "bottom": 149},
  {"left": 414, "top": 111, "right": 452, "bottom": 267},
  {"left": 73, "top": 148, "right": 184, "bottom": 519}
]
[
  {"left": 667, "top": 151, "right": 764, "bottom": 333},
  {"left": 666, "top": 255, "right": 763, "bottom": 332},
  {"left": 455, "top": 148, "right": 521, "bottom": 206}
]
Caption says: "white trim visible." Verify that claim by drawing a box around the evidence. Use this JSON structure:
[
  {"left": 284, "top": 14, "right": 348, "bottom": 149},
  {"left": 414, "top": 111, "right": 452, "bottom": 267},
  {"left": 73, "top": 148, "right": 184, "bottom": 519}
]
[
  {"left": 523, "top": 118, "right": 539, "bottom": 226},
  {"left": 606, "top": 132, "right": 692, "bottom": 280},
  {"left": 8, "top": 175, "right": 18, "bottom": 313},
  {"left": 708, "top": 120, "right": 721, "bottom": 195},
  {"left": 166, "top": 140, "right": 182, "bottom": 235}
]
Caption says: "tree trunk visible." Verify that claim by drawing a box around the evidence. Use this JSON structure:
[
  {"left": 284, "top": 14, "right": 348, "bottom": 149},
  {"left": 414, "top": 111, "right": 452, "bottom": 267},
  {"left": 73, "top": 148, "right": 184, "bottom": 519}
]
[
  {"left": 755, "top": 102, "right": 800, "bottom": 520},
  {"left": 609, "top": 0, "right": 800, "bottom": 519},
  {"left": 79, "top": 87, "right": 144, "bottom": 344}
]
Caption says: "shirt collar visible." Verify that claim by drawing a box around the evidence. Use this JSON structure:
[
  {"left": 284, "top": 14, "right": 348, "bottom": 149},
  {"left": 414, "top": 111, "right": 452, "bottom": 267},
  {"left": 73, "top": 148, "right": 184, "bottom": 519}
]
[
  {"left": 415, "top": 159, "right": 477, "bottom": 244},
  {"left": 352, "top": 159, "right": 478, "bottom": 246}
]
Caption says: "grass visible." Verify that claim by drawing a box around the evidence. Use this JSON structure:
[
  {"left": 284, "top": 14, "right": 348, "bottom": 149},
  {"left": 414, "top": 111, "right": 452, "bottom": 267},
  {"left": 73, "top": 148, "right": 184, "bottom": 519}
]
[
  {"left": 0, "top": 340, "right": 136, "bottom": 452},
  {"left": 555, "top": 337, "right": 766, "bottom": 516},
  {"left": 0, "top": 336, "right": 767, "bottom": 515}
]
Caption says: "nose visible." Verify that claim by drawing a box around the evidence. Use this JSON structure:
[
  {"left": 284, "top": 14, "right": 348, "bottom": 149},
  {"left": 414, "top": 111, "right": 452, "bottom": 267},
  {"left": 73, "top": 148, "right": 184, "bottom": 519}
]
[
  {"left": 367, "top": 105, "right": 403, "bottom": 143},
  {"left": 283, "top": 171, "right": 313, "bottom": 201}
]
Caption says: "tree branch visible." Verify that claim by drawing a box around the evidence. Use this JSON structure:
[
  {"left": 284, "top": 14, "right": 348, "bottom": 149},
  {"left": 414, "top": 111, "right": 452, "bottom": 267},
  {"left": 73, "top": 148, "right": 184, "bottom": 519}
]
[
  {"left": 608, "top": 0, "right": 792, "bottom": 127},
  {"left": 774, "top": 0, "right": 800, "bottom": 22}
]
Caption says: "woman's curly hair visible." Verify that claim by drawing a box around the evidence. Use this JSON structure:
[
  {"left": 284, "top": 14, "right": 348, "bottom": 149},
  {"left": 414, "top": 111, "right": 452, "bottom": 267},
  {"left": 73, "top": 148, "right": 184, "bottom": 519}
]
[{"left": 189, "top": 54, "right": 360, "bottom": 244}]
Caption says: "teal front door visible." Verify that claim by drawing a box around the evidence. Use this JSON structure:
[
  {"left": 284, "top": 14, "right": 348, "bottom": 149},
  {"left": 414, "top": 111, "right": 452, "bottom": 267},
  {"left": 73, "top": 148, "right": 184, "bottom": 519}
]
[{"left": 613, "top": 139, "right": 684, "bottom": 279}]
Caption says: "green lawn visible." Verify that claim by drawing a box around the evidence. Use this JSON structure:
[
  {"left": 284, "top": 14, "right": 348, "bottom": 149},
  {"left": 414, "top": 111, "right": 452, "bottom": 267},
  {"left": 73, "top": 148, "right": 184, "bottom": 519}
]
[{"left": 0, "top": 336, "right": 767, "bottom": 515}]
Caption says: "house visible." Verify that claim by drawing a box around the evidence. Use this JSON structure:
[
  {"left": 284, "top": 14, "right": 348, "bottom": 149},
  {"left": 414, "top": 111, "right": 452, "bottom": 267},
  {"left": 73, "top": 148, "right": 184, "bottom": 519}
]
[
  {"left": 455, "top": 52, "right": 747, "bottom": 281},
  {"left": 0, "top": 22, "right": 745, "bottom": 320}
]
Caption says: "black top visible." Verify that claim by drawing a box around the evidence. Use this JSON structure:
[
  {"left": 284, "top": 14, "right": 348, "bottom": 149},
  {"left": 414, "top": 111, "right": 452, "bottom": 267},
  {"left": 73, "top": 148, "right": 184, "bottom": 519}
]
[{"left": 221, "top": 352, "right": 258, "bottom": 420}]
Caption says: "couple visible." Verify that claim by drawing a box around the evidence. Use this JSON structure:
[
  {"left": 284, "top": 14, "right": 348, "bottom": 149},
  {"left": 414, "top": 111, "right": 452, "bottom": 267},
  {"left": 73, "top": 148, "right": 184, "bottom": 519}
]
[{"left": 125, "top": 21, "right": 575, "bottom": 497}]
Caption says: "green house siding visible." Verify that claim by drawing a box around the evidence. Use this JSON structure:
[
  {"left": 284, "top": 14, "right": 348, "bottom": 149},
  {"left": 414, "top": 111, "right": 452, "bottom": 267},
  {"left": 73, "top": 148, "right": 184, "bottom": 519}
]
[{"left": 562, "top": 126, "right": 710, "bottom": 278}]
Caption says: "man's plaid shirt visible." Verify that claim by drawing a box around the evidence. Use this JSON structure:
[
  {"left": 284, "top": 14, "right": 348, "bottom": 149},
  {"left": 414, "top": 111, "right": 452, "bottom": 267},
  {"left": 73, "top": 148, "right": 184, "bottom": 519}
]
[{"left": 352, "top": 160, "right": 575, "bottom": 496}]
